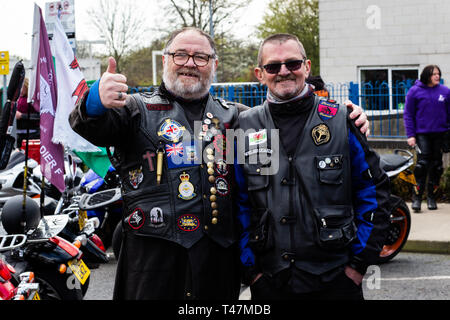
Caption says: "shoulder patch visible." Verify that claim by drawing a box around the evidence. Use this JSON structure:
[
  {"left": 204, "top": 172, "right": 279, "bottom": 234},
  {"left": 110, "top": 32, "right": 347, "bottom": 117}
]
[{"left": 318, "top": 99, "right": 339, "bottom": 121}]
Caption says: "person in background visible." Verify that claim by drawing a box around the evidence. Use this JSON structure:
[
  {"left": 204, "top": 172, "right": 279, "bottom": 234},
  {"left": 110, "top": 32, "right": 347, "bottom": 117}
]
[{"left": 404, "top": 65, "right": 450, "bottom": 212}]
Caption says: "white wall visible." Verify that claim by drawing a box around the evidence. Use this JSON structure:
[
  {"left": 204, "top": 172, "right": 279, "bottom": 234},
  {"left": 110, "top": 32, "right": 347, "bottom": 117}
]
[{"left": 319, "top": 0, "right": 450, "bottom": 85}]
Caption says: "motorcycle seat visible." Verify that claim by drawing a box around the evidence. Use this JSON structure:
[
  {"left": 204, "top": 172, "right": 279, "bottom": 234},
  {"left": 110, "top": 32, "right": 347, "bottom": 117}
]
[{"left": 379, "top": 154, "right": 409, "bottom": 172}]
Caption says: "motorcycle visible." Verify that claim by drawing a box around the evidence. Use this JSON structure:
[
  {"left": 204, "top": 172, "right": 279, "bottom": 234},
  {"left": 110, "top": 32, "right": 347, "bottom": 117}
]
[
  {"left": 0, "top": 149, "right": 108, "bottom": 268},
  {"left": 377, "top": 149, "right": 414, "bottom": 263},
  {"left": 79, "top": 167, "right": 123, "bottom": 250},
  {"left": 0, "top": 234, "right": 40, "bottom": 300},
  {"left": 1, "top": 195, "right": 90, "bottom": 300},
  {"left": 54, "top": 192, "right": 109, "bottom": 269}
]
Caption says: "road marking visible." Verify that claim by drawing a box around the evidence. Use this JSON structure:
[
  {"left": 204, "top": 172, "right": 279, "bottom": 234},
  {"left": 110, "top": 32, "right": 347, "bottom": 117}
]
[{"left": 375, "top": 276, "right": 450, "bottom": 281}]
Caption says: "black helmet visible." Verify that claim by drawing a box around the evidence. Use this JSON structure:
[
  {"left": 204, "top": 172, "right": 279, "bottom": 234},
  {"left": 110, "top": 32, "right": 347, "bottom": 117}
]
[{"left": 1, "top": 195, "right": 41, "bottom": 234}]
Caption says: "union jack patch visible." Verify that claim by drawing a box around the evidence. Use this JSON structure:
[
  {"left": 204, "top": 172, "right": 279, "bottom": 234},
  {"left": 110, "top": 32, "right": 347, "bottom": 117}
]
[{"left": 166, "top": 140, "right": 200, "bottom": 169}]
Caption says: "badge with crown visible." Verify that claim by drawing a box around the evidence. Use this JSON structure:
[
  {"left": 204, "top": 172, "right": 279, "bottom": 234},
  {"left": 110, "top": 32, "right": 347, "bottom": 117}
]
[{"left": 178, "top": 172, "right": 196, "bottom": 200}]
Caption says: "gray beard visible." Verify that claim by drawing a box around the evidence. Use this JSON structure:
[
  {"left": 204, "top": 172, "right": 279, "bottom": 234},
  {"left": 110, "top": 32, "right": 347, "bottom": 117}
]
[{"left": 162, "top": 65, "right": 215, "bottom": 100}]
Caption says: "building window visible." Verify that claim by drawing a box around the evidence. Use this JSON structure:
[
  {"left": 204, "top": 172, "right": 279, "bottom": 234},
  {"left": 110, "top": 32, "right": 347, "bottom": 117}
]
[{"left": 359, "top": 67, "right": 419, "bottom": 114}]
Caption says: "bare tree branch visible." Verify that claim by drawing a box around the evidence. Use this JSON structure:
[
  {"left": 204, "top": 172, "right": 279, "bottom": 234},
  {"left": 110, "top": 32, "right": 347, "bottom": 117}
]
[{"left": 87, "top": 0, "right": 148, "bottom": 72}]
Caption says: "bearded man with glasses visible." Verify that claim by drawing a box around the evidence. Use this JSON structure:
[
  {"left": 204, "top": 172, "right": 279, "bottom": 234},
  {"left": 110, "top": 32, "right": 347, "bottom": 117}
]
[
  {"left": 70, "top": 27, "right": 250, "bottom": 300},
  {"left": 70, "top": 27, "right": 369, "bottom": 300},
  {"left": 238, "top": 34, "right": 391, "bottom": 300}
]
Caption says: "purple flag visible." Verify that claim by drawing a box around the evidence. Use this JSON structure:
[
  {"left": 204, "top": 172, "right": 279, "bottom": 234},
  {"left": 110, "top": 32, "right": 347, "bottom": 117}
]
[{"left": 30, "top": 5, "right": 65, "bottom": 193}]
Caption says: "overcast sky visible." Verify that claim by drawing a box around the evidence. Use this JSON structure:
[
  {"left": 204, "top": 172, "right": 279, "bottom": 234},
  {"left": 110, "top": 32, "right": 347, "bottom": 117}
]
[{"left": 0, "top": 0, "right": 270, "bottom": 60}]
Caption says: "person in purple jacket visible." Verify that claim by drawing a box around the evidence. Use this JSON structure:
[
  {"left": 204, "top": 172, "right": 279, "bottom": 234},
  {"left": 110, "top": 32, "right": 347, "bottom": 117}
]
[{"left": 404, "top": 65, "right": 450, "bottom": 212}]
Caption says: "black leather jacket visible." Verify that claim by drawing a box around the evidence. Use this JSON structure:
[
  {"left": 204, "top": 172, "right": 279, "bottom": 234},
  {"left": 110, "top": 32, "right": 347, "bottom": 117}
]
[
  {"left": 238, "top": 96, "right": 390, "bottom": 277},
  {"left": 70, "top": 87, "right": 244, "bottom": 249}
]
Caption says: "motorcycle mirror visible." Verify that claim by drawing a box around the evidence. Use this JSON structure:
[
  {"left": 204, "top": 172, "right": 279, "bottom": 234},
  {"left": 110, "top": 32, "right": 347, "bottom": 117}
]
[{"left": 78, "top": 188, "right": 122, "bottom": 210}]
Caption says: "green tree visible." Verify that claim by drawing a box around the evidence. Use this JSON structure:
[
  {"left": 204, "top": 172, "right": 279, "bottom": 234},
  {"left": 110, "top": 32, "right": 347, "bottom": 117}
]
[
  {"left": 120, "top": 38, "right": 166, "bottom": 87},
  {"left": 215, "top": 37, "right": 259, "bottom": 83},
  {"left": 256, "top": 0, "right": 320, "bottom": 76}
]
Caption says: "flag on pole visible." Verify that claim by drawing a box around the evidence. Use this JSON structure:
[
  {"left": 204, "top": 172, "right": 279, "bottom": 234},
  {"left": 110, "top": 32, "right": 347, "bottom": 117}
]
[
  {"left": 51, "top": 17, "right": 111, "bottom": 178},
  {"left": 29, "top": 4, "right": 65, "bottom": 193}
]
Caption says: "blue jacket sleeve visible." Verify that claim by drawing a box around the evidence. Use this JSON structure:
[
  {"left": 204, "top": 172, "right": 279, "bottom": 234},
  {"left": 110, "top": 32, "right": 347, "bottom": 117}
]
[
  {"left": 234, "top": 153, "right": 254, "bottom": 269},
  {"left": 85, "top": 80, "right": 107, "bottom": 117},
  {"left": 348, "top": 118, "right": 391, "bottom": 267}
]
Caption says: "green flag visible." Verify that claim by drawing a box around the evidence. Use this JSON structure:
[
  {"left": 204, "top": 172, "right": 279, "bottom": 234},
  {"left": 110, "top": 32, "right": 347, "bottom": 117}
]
[{"left": 74, "top": 147, "right": 112, "bottom": 178}]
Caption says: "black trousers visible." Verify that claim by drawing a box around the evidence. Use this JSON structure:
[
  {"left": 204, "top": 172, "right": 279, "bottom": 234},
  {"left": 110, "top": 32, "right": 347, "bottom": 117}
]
[
  {"left": 113, "top": 233, "right": 241, "bottom": 300},
  {"left": 414, "top": 133, "right": 444, "bottom": 195},
  {"left": 250, "top": 269, "right": 364, "bottom": 300}
]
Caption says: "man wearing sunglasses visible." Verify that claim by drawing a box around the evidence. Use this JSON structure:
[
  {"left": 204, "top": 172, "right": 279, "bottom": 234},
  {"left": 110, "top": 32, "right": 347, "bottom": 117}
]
[{"left": 238, "top": 34, "right": 390, "bottom": 300}]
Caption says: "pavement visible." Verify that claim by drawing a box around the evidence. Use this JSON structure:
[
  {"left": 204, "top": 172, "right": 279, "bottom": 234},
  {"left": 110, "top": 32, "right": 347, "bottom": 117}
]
[{"left": 403, "top": 201, "right": 450, "bottom": 255}]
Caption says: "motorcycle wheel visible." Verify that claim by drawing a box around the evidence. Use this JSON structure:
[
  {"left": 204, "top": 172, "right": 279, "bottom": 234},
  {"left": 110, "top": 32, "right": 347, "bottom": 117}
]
[
  {"left": 33, "top": 267, "right": 84, "bottom": 300},
  {"left": 377, "top": 199, "right": 411, "bottom": 264},
  {"left": 111, "top": 221, "right": 122, "bottom": 260}
]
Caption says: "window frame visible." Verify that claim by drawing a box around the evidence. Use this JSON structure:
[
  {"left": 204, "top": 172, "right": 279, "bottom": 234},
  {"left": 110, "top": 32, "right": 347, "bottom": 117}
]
[{"left": 358, "top": 65, "right": 419, "bottom": 116}]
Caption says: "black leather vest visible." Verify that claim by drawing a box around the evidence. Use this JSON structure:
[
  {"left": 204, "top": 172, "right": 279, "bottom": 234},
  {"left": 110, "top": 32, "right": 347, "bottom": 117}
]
[
  {"left": 117, "top": 89, "right": 239, "bottom": 249},
  {"left": 238, "top": 96, "right": 357, "bottom": 275}
]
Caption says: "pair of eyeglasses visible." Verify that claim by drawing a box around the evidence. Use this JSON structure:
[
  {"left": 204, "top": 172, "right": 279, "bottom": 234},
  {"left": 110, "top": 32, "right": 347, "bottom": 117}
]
[
  {"left": 262, "top": 60, "right": 304, "bottom": 74},
  {"left": 165, "top": 52, "right": 214, "bottom": 67}
]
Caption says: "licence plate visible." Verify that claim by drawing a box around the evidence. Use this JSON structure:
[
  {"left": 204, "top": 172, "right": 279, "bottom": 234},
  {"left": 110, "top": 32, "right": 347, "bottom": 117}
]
[
  {"left": 68, "top": 259, "right": 90, "bottom": 285},
  {"left": 78, "top": 210, "right": 88, "bottom": 231},
  {"left": 32, "top": 292, "right": 40, "bottom": 300}
]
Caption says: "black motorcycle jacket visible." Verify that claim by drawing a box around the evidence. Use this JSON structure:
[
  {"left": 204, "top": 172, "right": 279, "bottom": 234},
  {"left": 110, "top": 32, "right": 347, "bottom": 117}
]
[
  {"left": 70, "top": 86, "right": 246, "bottom": 249},
  {"left": 237, "top": 96, "right": 391, "bottom": 277}
]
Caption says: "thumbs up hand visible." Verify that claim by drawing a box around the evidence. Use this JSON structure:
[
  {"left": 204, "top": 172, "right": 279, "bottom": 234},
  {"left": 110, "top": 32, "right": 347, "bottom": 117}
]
[{"left": 99, "top": 57, "right": 128, "bottom": 108}]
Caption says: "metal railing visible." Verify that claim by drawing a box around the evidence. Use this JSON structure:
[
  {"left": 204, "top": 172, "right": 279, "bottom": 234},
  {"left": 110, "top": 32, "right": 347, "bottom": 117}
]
[{"left": 98, "top": 80, "right": 420, "bottom": 138}]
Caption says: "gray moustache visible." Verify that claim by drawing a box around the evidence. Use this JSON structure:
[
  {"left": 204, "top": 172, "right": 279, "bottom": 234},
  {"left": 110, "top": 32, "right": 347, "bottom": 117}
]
[
  {"left": 275, "top": 76, "right": 297, "bottom": 82},
  {"left": 177, "top": 69, "right": 201, "bottom": 78}
]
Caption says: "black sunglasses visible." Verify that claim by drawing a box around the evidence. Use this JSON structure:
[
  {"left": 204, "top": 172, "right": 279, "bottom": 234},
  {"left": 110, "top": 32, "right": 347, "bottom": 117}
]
[{"left": 262, "top": 60, "right": 304, "bottom": 74}]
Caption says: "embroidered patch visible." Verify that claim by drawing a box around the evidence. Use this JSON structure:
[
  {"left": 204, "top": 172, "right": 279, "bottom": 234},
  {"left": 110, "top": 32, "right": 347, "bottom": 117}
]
[
  {"left": 215, "top": 159, "right": 229, "bottom": 176},
  {"left": 149, "top": 207, "right": 165, "bottom": 228},
  {"left": 177, "top": 214, "right": 200, "bottom": 232},
  {"left": 318, "top": 100, "right": 339, "bottom": 121},
  {"left": 146, "top": 104, "right": 173, "bottom": 111},
  {"left": 128, "top": 208, "right": 145, "bottom": 230},
  {"left": 166, "top": 140, "right": 200, "bottom": 169},
  {"left": 311, "top": 123, "right": 331, "bottom": 146},
  {"left": 215, "top": 177, "right": 229, "bottom": 196},
  {"left": 249, "top": 129, "right": 267, "bottom": 146},
  {"left": 166, "top": 142, "right": 184, "bottom": 157},
  {"left": 129, "top": 167, "right": 144, "bottom": 189},
  {"left": 157, "top": 119, "right": 185, "bottom": 143},
  {"left": 142, "top": 151, "right": 156, "bottom": 172},
  {"left": 178, "top": 172, "right": 196, "bottom": 200}
]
